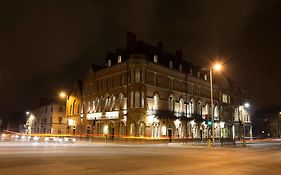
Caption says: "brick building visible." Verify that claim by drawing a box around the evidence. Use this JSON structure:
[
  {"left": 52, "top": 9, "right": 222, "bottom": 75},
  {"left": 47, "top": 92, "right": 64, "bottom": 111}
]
[{"left": 66, "top": 33, "right": 252, "bottom": 141}]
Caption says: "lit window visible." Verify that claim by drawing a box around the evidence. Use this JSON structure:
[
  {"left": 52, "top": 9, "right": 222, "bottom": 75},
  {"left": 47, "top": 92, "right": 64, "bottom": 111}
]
[
  {"left": 169, "top": 95, "right": 174, "bottom": 111},
  {"left": 190, "top": 98, "right": 195, "bottom": 114},
  {"left": 107, "top": 59, "right": 111, "bottom": 67},
  {"left": 197, "top": 72, "right": 200, "bottom": 78},
  {"left": 153, "top": 94, "right": 159, "bottom": 110},
  {"left": 141, "top": 91, "right": 145, "bottom": 108},
  {"left": 222, "top": 94, "right": 228, "bottom": 103},
  {"left": 179, "top": 98, "right": 184, "bottom": 112},
  {"left": 153, "top": 55, "right": 158, "bottom": 63},
  {"left": 204, "top": 74, "right": 208, "bottom": 80},
  {"left": 179, "top": 64, "right": 183, "bottom": 72},
  {"left": 118, "top": 55, "right": 122, "bottom": 63}
]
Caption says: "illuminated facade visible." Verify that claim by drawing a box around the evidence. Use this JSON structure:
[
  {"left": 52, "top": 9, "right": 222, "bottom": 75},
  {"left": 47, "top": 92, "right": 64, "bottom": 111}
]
[
  {"left": 66, "top": 33, "right": 252, "bottom": 141},
  {"left": 25, "top": 100, "right": 66, "bottom": 134}
]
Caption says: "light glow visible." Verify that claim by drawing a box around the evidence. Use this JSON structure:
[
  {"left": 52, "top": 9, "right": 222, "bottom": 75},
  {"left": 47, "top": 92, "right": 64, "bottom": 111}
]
[
  {"left": 213, "top": 63, "right": 222, "bottom": 71},
  {"left": 244, "top": 102, "right": 250, "bottom": 108},
  {"left": 59, "top": 92, "right": 67, "bottom": 99}
]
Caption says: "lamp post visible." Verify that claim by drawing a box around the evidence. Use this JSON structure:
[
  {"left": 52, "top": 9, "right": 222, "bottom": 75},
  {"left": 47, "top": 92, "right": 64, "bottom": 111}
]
[
  {"left": 59, "top": 91, "right": 68, "bottom": 135},
  {"left": 204, "top": 63, "right": 222, "bottom": 146}
]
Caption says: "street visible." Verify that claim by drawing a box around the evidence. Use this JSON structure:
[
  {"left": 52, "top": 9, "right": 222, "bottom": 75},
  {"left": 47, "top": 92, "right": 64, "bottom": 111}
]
[{"left": 0, "top": 142, "right": 280, "bottom": 175}]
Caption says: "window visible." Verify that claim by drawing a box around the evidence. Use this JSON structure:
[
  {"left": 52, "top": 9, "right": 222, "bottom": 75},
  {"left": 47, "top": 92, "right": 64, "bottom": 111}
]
[
  {"left": 135, "top": 69, "right": 141, "bottom": 83},
  {"left": 222, "top": 94, "right": 228, "bottom": 103},
  {"left": 107, "top": 59, "right": 111, "bottom": 67},
  {"left": 153, "top": 55, "right": 158, "bottom": 63},
  {"left": 58, "top": 117, "right": 62, "bottom": 124},
  {"left": 179, "top": 64, "right": 183, "bottom": 72},
  {"left": 168, "top": 95, "right": 174, "bottom": 111},
  {"left": 119, "top": 93, "right": 124, "bottom": 110},
  {"left": 130, "top": 123, "right": 135, "bottom": 136},
  {"left": 135, "top": 91, "right": 140, "bottom": 108},
  {"left": 118, "top": 55, "right": 122, "bottom": 63},
  {"left": 130, "top": 91, "right": 134, "bottom": 108},
  {"left": 141, "top": 91, "right": 145, "bottom": 108},
  {"left": 110, "top": 96, "right": 116, "bottom": 111},
  {"left": 169, "top": 60, "right": 173, "bottom": 69},
  {"left": 197, "top": 100, "right": 202, "bottom": 115},
  {"left": 153, "top": 94, "right": 159, "bottom": 110},
  {"left": 190, "top": 98, "right": 195, "bottom": 114},
  {"left": 197, "top": 72, "right": 200, "bottom": 78},
  {"left": 179, "top": 98, "right": 184, "bottom": 112},
  {"left": 204, "top": 74, "right": 208, "bottom": 80}
]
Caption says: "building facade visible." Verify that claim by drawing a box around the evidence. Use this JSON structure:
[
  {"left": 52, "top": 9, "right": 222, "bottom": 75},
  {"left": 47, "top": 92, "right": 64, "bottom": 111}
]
[
  {"left": 66, "top": 33, "right": 252, "bottom": 141},
  {"left": 25, "top": 100, "right": 66, "bottom": 134}
]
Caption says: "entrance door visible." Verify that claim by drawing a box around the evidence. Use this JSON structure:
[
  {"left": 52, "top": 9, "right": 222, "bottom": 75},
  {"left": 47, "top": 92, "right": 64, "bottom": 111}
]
[{"left": 168, "top": 129, "right": 172, "bottom": 142}]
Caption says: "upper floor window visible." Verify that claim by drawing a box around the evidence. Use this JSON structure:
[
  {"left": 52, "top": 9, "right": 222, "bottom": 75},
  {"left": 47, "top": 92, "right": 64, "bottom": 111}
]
[
  {"left": 153, "top": 94, "right": 159, "bottom": 110},
  {"left": 179, "top": 64, "right": 183, "bottom": 72},
  {"left": 169, "top": 60, "right": 173, "bottom": 69},
  {"left": 118, "top": 55, "right": 122, "bottom": 64},
  {"left": 107, "top": 59, "right": 111, "bottom": 67},
  {"left": 222, "top": 94, "right": 228, "bottom": 103},
  {"left": 135, "top": 69, "right": 141, "bottom": 83},
  {"left": 168, "top": 95, "right": 174, "bottom": 111},
  {"left": 204, "top": 74, "right": 208, "bottom": 80},
  {"left": 153, "top": 55, "right": 158, "bottom": 63},
  {"left": 135, "top": 91, "right": 140, "bottom": 108},
  {"left": 179, "top": 98, "right": 184, "bottom": 112}
]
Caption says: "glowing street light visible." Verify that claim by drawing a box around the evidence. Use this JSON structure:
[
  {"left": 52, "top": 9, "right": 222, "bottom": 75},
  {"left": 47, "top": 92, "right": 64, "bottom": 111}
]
[
  {"left": 59, "top": 91, "right": 67, "bottom": 99},
  {"left": 244, "top": 102, "right": 250, "bottom": 108},
  {"left": 25, "top": 111, "right": 30, "bottom": 115}
]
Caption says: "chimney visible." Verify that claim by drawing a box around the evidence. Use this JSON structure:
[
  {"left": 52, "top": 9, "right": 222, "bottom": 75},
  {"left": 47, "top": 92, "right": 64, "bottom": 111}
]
[{"left": 126, "top": 32, "right": 136, "bottom": 51}]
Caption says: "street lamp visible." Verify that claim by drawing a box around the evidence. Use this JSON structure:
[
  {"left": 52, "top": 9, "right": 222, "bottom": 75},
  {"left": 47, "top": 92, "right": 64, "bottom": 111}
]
[
  {"left": 59, "top": 91, "right": 68, "bottom": 134},
  {"left": 204, "top": 63, "right": 223, "bottom": 146}
]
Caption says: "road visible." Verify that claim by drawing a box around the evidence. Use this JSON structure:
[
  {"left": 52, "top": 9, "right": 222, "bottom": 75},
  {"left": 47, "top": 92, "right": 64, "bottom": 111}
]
[{"left": 0, "top": 142, "right": 280, "bottom": 175}]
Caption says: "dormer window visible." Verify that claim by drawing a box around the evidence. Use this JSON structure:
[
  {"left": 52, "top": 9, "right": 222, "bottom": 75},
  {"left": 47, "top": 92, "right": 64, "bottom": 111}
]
[
  {"left": 179, "top": 64, "right": 182, "bottom": 72},
  {"left": 169, "top": 60, "right": 173, "bottom": 69},
  {"left": 118, "top": 55, "right": 122, "bottom": 64},
  {"left": 153, "top": 55, "right": 158, "bottom": 63},
  {"left": 107, "top": 59, "right": 111, "bottom": 67}
]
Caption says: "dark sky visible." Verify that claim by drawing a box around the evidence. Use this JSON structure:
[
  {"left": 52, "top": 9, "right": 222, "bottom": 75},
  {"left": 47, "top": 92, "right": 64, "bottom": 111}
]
[{"left": 1, "top": 0, "right": 281, "bottom": 118}]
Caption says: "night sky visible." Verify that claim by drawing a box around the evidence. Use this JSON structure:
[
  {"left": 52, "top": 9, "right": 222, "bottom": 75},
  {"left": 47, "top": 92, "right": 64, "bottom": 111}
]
[{"left": 1, "top": 0, "right": 281, "bottom": 119}]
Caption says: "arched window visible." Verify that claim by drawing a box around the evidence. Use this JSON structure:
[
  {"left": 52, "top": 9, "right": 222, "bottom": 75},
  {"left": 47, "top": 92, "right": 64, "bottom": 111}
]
[
  {"left": 107, "top": 59, "right": 111, "bottom": 67},
  {"left": 214, "top": 105, "right": 219, "bottom": 120},
  {"left": 95, "top": 97, "right": 100, "bottom": 112},
  {"left": 130, "top": 91, "right": 134, "bottom": 108},
  {"left": 110, "top": 96, "right": 116, "bottom": 111},
  {"left": 169, "top": 95, "right": 174, "bottom": 111},
  {"left": 153, "top": 94, "right": 159, "bottom": 110},
  {"left": 118, "top": 93, "right": 124, "bottom": 110},
  {"left": 153, "top": 55, "right": 158, "bottom": 63},
  {"left": 190, "top": 98, "right": 195, "bottom": 114},
  {"left": 179, "top": 98, "right": 184, "bottom": 112},
  {"left": 117, "top": 55, "right": 122, "bottom": 63},
  {"left": 141, "top": 91, "right": 145, "bottom": 108},
  {"left": 130, "top": 123, "right": 135, "bottom": 136},
  {"left": 197, "top": 100, "right": 202, "bottom": 115},
  {"left": 139, "top": 123, "right": 145, "bottom": 137},
  {"left": 119, "top": 122, "right": 125, "bottom": 136},
  {"left": 135, "top": 91, "right": 140, "bottom": 108},
  {"left": 205, "top": 103, "right": 209, "bottom": 115}
]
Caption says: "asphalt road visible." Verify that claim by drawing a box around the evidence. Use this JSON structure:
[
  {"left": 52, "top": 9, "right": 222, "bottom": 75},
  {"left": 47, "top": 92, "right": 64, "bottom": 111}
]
[{"left": 0, "top": 142, "right": 280, "bottom": 175}]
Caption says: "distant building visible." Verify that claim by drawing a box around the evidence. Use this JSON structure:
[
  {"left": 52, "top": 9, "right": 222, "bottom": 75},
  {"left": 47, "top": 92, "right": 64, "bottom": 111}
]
[
  {"left": 25, "top": 98, "right": 66, "bottom": 134},
  {"left": 66, "top": 33, "right": 252, "bottom": 141}
]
